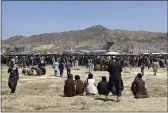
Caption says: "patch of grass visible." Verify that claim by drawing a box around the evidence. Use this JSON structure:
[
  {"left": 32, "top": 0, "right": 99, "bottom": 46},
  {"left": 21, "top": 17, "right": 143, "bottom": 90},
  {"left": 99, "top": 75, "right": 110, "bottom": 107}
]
[
  {"left": 123, "top": 70, "right": 130, "bottom": 73},
  {"left": 147, "top": 86, "right": 167, "bottom": 97},
  {"left": 3, "top": 106, "right": 13, "bottom": 111},
  {"left": 35, "top": 106, "right": 45, "bottom": 110},
  {"left": 1, "top": 90, "right": 9, "bottom": 95},
  {"left": 80, "top": 101, "right": 89, "bottom": 110},
  {"left": 18, "top": 82, "right": 51, "bottom": 95}
]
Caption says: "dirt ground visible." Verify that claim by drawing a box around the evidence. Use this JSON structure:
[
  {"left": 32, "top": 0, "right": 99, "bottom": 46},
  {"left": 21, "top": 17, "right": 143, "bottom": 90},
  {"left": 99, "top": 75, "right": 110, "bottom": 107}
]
[{"left": 1, "top": 65, "right": 167, "bottom": 112}]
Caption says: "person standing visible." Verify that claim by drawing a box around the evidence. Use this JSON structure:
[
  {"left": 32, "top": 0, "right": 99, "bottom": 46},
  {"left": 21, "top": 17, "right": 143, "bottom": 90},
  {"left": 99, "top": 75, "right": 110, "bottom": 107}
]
[
  {"left": 18, "top": 58, "right": 22, "bottom": 69},
  {"left": 152, "top": 59, "right": 159, "bottom": 76},
  {"left": 30, "top": 55, "right": 34, "bottom": 66},
  {"left": 74, "top": 59, "right": 79, "bottom": 69},
  {"left": 66, "top": 61, "right": 71, "bottom": 75},
  {"left": 141, "top": 62, "right": 145, "bottom": 76},
  {"left": 40, "top": 56, "right": 45, "bottom": 63},
  {"left": 52, "top": 57, "right": 55, "bottom": 65},
  {"left": 146, "top": 58, "right": 150, "bottom": 69},
  {"left": 88, "top": 59, "right": 92, "bottom": 73},
  {"left": 22, "top": 56, "right": 27, "bottom": 68},
  {"left": 106, "top": 57, "right": 123, "bottom": 102},
  {"left": 8, "top": 61, "right": 19, "bottom": 95},
  {"left": 15, "top": 56, "right": 18, "bottom": 67},
  {"left": 59, "top": 61, "right": 64, "bottom": 77},
  {"left": 53, "top": 60, "right": 60, "bottom": 76},
  {"left": 166, "top": 59, "right": 168, "bottom": 71}
]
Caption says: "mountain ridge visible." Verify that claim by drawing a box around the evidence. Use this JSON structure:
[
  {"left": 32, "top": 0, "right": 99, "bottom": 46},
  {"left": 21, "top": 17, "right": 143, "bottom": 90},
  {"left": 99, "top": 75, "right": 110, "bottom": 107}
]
[
  {"left": 3, "top": 25, "right": 167, "bottom": 40},
  {"left": 2, "top": 25, "right": 167, "bottom": 53}
]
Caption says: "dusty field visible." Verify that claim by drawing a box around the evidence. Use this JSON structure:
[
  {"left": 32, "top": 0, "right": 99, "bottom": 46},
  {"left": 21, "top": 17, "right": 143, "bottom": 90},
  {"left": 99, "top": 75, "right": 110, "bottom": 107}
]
[{"left": 1, "top": 65, "right": 167, "bottom": 112}]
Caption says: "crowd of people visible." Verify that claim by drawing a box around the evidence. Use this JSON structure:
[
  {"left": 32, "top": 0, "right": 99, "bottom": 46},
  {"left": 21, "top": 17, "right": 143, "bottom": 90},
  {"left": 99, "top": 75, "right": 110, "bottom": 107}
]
[
  {"left": 3, "top": 54, "right": 167, "bottom": 102},
  {"left": 1, "top": 54, "right": 167, "bottom": 68},
  {"left": 2, "top": 54, "right": 167, "bottom": 74}
]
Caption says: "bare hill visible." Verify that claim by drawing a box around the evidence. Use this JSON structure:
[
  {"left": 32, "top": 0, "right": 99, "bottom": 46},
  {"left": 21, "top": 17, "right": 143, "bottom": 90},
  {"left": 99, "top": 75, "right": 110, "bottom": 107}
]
[{"left": 2, "top": 25, "right": 167, "bottom": 53}]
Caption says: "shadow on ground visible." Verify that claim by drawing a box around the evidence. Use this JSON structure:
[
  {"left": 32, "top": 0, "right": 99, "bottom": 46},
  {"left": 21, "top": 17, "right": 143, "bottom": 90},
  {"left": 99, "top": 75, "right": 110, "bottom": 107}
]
[{"left": 95, "top": 97, "right": 116, "bottom": 102}]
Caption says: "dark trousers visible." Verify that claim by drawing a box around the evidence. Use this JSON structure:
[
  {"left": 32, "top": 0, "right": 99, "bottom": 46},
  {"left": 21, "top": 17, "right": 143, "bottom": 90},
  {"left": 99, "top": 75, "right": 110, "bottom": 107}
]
[
  {"left": 108, "top": 79, "right": 121, "bottom": 96},
  {"left": 67, "top": 69, "right": 71, "bottom": 75},
  {"left": 8, "top": 78, "right": 18, "bottom": 94},
  {"left": 60, "top": 69, "right": 63, "bottom": 77},
  {"left": 160, "top": 64, "right": 164, "bottom": 68},
  {"left": 141, "top": 69, "right": 144, "bottom": 76}
]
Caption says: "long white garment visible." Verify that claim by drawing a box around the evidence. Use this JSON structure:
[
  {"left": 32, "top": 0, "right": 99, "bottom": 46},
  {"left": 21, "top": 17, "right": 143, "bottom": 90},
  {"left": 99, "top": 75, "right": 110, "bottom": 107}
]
[
  {"left": 74, "top": 60, "right": 79, "bottom": 69},
  {"left": 53, "top": 62, "right": 60, "bottom": 72},
  {"left": 152, "top": 62, "right": 159, "bottom": 71},
  {"left": 33, "top": 70, "right": 37, "bottom": 75},
  {"left": 85, "top": 79, "right": 98, "bottom": 94},
  {"left": 76, "top": 60, "right": 79, "bottom": 69}
]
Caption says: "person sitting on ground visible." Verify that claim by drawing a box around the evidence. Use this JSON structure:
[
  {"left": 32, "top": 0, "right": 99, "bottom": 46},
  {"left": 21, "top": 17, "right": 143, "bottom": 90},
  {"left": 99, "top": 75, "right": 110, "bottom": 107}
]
[
  {"left": 94, "top": 64, "right": 100, "bottom": 71},
  {"left": 84, "top": 73, "right": 98, "bottom": 95},
  {"left": 33, "top": 67, "right": 38, "bottom": 75},
  {"left": 22, "top": 67, "right": 28, "bottom": 75},
  {"left": 75, "top": 75, "right": 84, "bottom": 95},
  {"left": 27, "top": 67, "right": 38, "bottom": 76},
  {"left": 97, "top": 76, "right": 110, "bottom": 96},
  {"left": 27, "top": 67, "right": 34, "bottom": 76},
  {"left": 64, "top": 74, "right": 76, "bottom": 97},
  {"left": 38, "top": 61, "right": 46, "bottom": 75},
  {"left": 131, "top": 73, "right": 149, "bottom": 99}
]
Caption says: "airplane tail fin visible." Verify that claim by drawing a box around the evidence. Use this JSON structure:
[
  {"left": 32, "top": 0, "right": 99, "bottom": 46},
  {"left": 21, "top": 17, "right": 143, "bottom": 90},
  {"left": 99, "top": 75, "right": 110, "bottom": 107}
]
[{"left": 102, "top": 41, "right": 114, "bottom": 51}]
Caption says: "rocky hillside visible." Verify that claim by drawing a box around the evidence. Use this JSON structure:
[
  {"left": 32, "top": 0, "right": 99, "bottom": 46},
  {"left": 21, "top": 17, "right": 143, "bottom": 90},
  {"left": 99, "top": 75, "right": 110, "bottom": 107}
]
[{"left": 2, "top": 25, "right": 167, "bottom": 53}]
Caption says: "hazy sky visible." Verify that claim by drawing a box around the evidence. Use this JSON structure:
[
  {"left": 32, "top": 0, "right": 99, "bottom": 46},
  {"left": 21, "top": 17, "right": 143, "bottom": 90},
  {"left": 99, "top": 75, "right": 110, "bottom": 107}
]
[{"left": 2, "top": 1, "right": 167, "bottom": 39}]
